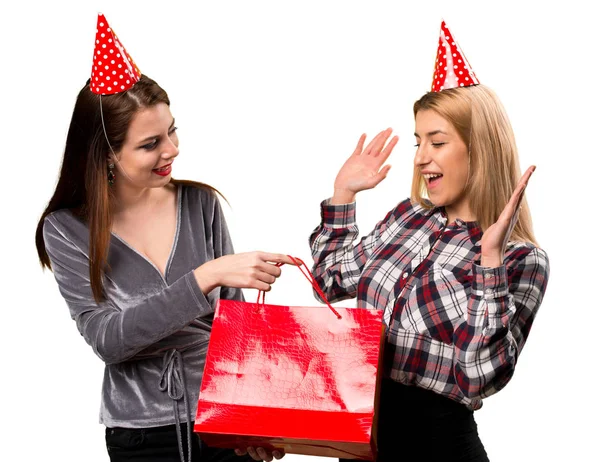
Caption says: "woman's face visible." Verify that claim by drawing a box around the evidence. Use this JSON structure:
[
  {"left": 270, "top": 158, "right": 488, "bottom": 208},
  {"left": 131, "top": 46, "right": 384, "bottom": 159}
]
[
  {"left": 414, "top": 109, "right": 472, "bottom": 221},
  {"left": 112, "top": 103, "right": 179, "bottom": 189}
]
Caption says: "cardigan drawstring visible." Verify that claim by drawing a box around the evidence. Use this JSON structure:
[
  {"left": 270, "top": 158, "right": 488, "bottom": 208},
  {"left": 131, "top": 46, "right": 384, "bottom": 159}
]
[{"left": 158, "top": 349, "right": 193, "bottom": 462}]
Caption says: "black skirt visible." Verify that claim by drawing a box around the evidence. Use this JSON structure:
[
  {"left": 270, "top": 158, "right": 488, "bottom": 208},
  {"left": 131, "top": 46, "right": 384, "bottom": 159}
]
[{"left": 343, "top": 378, "right": 489, "bottom": 462}]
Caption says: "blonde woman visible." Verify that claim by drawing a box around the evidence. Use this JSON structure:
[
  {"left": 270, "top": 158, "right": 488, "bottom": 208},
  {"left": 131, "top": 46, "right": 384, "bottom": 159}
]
[{"left": 309, "top": 84, "right": 549, "bottom": 461}]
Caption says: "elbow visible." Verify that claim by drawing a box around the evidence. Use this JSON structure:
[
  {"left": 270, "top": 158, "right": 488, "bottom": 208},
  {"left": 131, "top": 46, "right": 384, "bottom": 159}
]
[
  {"left": 310, "top": 270, "right": 355, "bottom": 304},
  {"left": 92, "top": 342, "right": 132, "bottom": 365},
  {"left": 97, "top": 352, "right": 128, "bottom": 366},
  {"left": 312, "top": 287, "right": 330, "bottom": 304},
  {"left": 87, "top": 323, "right": 133, "bottom": 365},
  {"left": 80, "top": 309, "right": 141, "bottom": 365},
  {"left": 311, "top": 286, "right": 352, "bottom": 305},
  {"left": 311, "top": 271, "right": 333, "bottom": 304}
]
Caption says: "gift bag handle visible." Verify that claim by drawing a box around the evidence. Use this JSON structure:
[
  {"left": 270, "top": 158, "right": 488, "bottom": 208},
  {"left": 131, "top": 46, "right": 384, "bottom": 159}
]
[{"left": 256, "top": 255, "right": 342, "bottom": 319}]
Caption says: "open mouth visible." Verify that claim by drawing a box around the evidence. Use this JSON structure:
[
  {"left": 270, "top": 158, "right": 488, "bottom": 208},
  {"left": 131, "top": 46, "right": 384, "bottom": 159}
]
[
  {"left": 154, "top": 164, "right": 171, "bottom": 172},
  {"left": 152, "top": 163, "right": 172, "bottom": 176},
  {"left": 424, "top": 173, "right": 443, "bottom": 187}
]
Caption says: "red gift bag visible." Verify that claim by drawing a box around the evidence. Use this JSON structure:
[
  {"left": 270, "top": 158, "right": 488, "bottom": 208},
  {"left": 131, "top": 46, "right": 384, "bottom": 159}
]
[{"left": 194, "top": 259, "right": 384, "bottom": 460}]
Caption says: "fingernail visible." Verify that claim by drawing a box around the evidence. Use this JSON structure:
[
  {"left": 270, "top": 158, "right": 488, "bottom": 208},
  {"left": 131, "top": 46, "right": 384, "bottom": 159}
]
[{"left": 273, "top": 451, "right": 282, "bottom": 459}]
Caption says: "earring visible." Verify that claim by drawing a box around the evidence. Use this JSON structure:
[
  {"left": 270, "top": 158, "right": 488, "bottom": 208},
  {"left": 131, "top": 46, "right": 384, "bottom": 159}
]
[{"left": 108, "top": 162, "right": 115, "bottom": 186}]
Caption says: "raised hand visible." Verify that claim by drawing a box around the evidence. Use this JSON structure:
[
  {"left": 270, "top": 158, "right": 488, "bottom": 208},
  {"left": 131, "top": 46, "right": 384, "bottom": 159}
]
[
  {"left": 331, "top": 128, "right": 398, "bottom": 205},
  {"left": 194, "top": 252, "right": 299, "bottom": 295},
  {"left": 480, "top": 166, "right": 536, "bottom": 268}
]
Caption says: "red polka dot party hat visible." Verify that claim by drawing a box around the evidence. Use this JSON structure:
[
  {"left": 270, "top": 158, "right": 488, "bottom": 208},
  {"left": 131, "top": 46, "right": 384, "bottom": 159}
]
[
  {"left": 431, "top": 20, "right": 479, "bottom": 93},
  {"left": 90, "top": 13, "right": 141, "bottom": 95}
]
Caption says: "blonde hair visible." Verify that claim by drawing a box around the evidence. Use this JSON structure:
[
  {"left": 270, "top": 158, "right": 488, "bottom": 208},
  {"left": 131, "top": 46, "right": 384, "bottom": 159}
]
[{"left": 411, "top": 85, "right": 537, "bottom": 246}]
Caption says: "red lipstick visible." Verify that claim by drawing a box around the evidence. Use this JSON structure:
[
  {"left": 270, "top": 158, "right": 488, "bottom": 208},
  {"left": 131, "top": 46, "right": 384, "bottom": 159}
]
[{"left": 152, "top": 163, "right": 172, "bottom": 177}]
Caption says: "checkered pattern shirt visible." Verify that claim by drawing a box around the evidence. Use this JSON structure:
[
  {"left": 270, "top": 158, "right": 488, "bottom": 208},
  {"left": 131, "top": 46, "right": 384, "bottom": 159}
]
[{"left": 310, "top": 198, "right": 549, "bottom": 410}]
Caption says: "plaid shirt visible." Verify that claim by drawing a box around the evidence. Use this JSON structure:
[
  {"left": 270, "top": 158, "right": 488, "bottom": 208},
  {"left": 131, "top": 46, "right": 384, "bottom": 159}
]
[{"left": 310, "top": 198, "right": 549, "bottom": 410}]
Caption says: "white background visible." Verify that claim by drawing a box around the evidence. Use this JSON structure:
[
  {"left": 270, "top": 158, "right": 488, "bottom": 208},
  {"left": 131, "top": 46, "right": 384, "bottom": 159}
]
[{"left": 1, "top": 1, "right": 598, "bottom": 461}]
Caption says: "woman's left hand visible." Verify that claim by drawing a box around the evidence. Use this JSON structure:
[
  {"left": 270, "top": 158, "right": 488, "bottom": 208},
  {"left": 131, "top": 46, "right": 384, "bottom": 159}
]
[
  {"left": 235, "top": 446, "right": 285, "bottom": 461},
  {"left": 480, "top": 165, "right": 536, "bottom": 268}
]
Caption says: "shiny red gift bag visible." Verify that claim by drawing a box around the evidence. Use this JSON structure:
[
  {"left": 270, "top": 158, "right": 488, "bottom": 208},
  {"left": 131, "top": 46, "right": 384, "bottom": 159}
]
[{"left": 194, "top": 260, "right": 384, "bottom": 460}]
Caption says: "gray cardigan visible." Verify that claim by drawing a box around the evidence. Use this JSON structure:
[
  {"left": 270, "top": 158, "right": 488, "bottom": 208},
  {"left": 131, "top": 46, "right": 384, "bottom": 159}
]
[{"left": 43, "top": 184, "right": 242, "bottom": 428}]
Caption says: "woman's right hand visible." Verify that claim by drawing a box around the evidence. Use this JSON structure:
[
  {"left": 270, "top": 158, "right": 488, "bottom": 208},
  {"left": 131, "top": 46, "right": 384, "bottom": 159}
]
[
  {"left": 194, "top": 252, "right": 298, "bottom": 295},
  {"left": 331, "top": 128, "right": 398, "bottom": 205}
]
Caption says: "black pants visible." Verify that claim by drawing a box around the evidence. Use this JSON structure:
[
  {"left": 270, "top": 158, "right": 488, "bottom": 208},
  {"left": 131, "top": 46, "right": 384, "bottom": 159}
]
[
  {"left": 106, "top": 423, "right": 254, "bottom": 462},
  {"left": 342, "top": 378, "right": 489, "bottom": 462}
]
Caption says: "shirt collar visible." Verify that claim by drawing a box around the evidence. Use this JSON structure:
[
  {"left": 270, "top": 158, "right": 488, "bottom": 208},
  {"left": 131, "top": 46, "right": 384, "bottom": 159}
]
[{"left": 422, "top": 200, "right": 483, "bottom": 244}]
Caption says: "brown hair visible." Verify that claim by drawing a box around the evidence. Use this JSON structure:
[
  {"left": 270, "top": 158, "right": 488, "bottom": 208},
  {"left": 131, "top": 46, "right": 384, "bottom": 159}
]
[
  {"left": 36, "top": 75, "right": 221, "bottom": 301},
  {"left": 411, "top": 84, "right": 537, "bottom": 246}
]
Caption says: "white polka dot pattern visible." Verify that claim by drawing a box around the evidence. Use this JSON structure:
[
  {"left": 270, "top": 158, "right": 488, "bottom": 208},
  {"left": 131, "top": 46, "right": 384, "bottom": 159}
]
[
  {"left": 431, "top": 21, "right": 479, "bottom": 93},
  {"left": 90, "top": 13, "right": 141, "bottom": 95}
]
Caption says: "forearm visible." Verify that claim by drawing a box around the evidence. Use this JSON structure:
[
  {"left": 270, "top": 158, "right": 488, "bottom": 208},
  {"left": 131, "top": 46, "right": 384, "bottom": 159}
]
[
  {"left": 77, "top": 271, "right": 212, "bottom": 364},
  {"left": 193, "top": 259, "right": 220, "bottom": 294},
  {"left": 310, "top": 199, "right": 363, "bottom": 302},
  {"left": 452, "top": 247, "right": 548, "bottom": 399},
  {"left": 453, "top": 263, "right": 519, "bottom": 398}
]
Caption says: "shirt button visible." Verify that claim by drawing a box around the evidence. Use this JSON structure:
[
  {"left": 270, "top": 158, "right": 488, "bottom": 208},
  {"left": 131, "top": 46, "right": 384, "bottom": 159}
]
[
  {"left": 484, "top": 272, "right": 493, "bottom": 279},
  {"left": 402, "top": 272, "right": 409, "bottom": 279},
  {"left": 485, "top": 288, "right": 493, "bottom": 295}
]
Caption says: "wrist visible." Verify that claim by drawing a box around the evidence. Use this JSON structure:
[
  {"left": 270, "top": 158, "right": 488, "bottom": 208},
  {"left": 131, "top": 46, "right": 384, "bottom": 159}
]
[
  {"left": 480, "top": 254, "right": 503, "bottom": 268},
  {"left": 194, "top": 260, "right": 220, "bottom": 295},
  {"left": 331, "top": 188, "right": 356, "bottom": 205}
]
